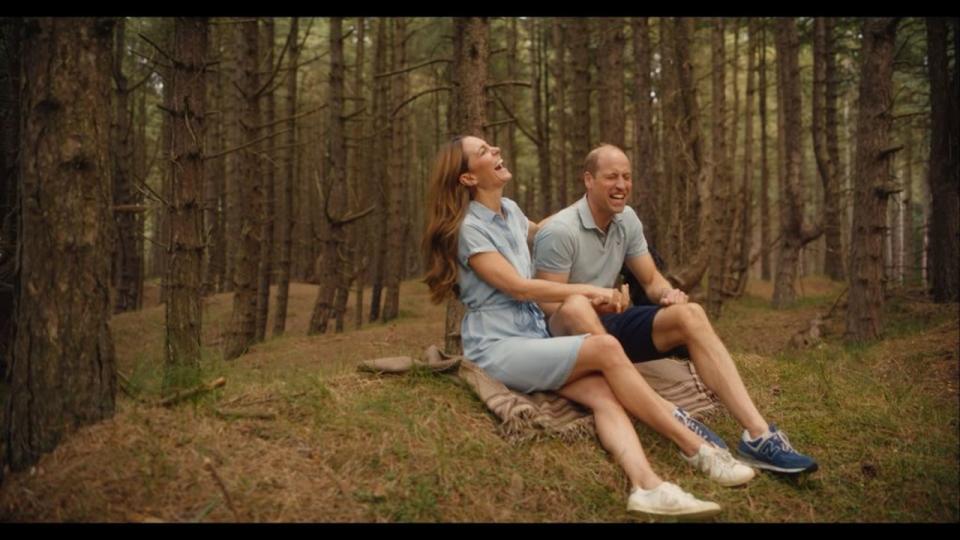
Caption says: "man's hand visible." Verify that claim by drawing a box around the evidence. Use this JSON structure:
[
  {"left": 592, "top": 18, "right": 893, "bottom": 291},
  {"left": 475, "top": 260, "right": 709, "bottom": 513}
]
[{"left": 659, "top": 287, "right": 688, "bottom": 306}]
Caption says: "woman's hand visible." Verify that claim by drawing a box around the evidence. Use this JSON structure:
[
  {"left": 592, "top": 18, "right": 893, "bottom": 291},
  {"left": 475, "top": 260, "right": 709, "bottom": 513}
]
[{"left": 588, "top": 286, "right": 628, "bottom": 314}]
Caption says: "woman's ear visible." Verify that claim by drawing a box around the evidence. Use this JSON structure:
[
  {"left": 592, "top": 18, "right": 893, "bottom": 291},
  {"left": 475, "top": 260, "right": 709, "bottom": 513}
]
[{"left": 459, "top": 172, "right": 477, "bottom": 187}]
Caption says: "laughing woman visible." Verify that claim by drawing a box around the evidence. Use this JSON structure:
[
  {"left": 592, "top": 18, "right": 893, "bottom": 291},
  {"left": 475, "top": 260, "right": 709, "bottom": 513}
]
[{"left": 423, "top": 136, "right": 752, "bottom": 519}]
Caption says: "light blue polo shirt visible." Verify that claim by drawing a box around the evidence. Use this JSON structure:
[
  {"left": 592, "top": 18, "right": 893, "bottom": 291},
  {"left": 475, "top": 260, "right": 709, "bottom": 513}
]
[{"left": 533, "top": 195, "right": 648, "bottom": 288}]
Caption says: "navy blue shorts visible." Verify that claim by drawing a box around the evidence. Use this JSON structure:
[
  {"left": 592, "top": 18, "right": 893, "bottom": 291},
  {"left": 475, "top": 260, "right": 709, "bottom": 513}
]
[{"left": 599, "top": 305, "right": 690, "bottom": 362}]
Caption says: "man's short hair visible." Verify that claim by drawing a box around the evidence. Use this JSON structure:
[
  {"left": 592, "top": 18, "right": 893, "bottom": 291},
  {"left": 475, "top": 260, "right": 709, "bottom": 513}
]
[{"left": 583, "top": 143, "right": 627, "bottom": 176}]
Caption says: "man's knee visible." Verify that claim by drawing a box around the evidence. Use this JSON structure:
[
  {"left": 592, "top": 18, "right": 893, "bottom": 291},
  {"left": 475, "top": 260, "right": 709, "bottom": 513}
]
[
  {"left": 668, "top": 302, "right": 711, "bottom": 337},
  {"left": 554, "top": 294, "right": 604, "bottom": 333}
]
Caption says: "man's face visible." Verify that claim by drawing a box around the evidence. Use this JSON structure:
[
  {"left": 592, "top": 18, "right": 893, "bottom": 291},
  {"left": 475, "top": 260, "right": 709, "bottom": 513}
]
[{"left": 584, "top": 148, "right": 632, "bottom": 217}]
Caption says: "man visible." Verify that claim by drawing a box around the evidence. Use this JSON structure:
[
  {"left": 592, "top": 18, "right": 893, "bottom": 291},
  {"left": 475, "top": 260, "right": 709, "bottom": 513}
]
[{"left": 532, "top": 143, "right": 818, "bottom": 475}]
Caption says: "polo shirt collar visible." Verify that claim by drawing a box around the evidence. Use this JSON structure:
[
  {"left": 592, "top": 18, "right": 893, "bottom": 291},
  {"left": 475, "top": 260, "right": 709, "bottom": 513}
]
[
  {"left": 469, "top": 199, "right": 508, "bottom": 223},
  {"left": 576, "top": 195, "right": 622, "bottom": 233}
]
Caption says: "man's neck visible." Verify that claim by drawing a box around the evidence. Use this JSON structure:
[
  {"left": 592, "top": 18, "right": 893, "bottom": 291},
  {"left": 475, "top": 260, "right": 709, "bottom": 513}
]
[{"left": 585, "top": 195, "right": 614, "bottom": 232}]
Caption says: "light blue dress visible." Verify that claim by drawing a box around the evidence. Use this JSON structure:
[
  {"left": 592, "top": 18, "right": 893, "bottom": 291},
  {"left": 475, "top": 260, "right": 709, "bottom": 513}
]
[{"left": 457, "top": 198, "right": 587, "bottom": 393}]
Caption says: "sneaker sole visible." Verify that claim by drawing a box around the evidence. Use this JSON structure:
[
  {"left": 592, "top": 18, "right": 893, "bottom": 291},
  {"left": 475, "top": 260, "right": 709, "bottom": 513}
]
[
  {"left": 736, "top": 454, "right": 819, "bottom": 474},
  {"left": 628, "top": 504, "right": 722, "bottom": 520}
]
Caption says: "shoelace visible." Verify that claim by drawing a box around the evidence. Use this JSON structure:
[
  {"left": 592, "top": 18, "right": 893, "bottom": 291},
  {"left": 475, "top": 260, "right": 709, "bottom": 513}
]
[
  {"left": 700, "top": 447, "right": 738, "bottom": 477},
  {"left": 658, "top": 483, "right": 694, "bottom": 506}
]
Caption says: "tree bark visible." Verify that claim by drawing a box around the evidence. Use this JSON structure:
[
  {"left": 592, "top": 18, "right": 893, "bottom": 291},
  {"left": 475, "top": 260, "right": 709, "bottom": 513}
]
[
  {"left": 223, "top": 18, "right": 261, "bottom": 359},
  {"left": 706, "top": 18, "right": 732, "bottom": 319},
  {"left": 273, "top": 17, "right": 298, "bottom": 337},
  {"left": 381, "top": 17, "right": 411, "bottom": 323},
  {"left": 731, "top": 18, "right": 757, "bottom": 297},
  {"left": 529, "top": 18, "right": 552, "bottom": 219},
  {"left": 666, "top": 18, "right": 712, "bottom": 291},
  {"left": 598, "top": 18, "right": 626, "bottom": 148},
  {"left": 772, "top": 18, "right": 822, "bottom": 309},
  {"left": 569, "top": 18, "right": 591, "bottom": 201},
  {"left": 350, "top": 17, "right": 368, "bottom": 331},
  {"left": 368, "top": 18, "right": 389, "bottom": 323},
  {"left": 759, "top": 20, "right": 772, "bottom": 281},
  {"left": 814, "top": 18, "right": 846, "bottom": 281},
  {"left": 0, "top": 17, "right": 22, "bottom": 482},
  {"left": 846, "top": 18, "right": 900, "bottom": 341},
  {"left": 112, "top": 17, "right": 141, "bottom": 313},
  {"left": 8, "top": 16, "right": 117, "bottom": 471},
  {"left": 309, "top": 17, "right": 349, "bottom": 334},
  {"left": 632, "top": 17, "right": 658, "bottom": 248},
  {"left": 925, "top": 17, "right": 959, "bottom": 302},
  {"left": 203, "top": 20, "right": 226, "bottom": 295},
  {"left": 165, "top": 17, "right": 208, "bottom": 388},
  {"left": 444, "top": 16, "right": 488, "bottom": 354},
  {"left": 255, "top": 18, "right": 276, "bottom": 342}
]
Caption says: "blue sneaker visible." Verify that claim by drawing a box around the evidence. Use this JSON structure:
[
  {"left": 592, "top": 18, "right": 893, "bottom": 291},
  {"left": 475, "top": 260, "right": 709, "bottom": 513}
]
[
  {"left": 673, "top": 408, "right": 728, "bottom": 450},
  {"left": 737, "top": 425, "right": 819, "bottom": 474}
]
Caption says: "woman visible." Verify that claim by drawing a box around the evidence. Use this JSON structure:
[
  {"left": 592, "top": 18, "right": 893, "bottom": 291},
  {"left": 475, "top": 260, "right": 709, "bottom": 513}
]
[{"left": 423, "top": 136, "right": 753, "bottom": 519}]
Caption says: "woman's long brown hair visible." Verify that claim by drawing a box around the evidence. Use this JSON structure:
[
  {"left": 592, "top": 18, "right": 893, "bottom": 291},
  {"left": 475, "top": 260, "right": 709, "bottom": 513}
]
[{"left": 423, "top": 137, "right": 471, "bottom": 304}]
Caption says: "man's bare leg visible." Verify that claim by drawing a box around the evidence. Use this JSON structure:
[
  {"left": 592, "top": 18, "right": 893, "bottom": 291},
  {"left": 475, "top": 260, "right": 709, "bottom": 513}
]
[{"left": 651, "top": 303, "right": 768, "bottom": 438}]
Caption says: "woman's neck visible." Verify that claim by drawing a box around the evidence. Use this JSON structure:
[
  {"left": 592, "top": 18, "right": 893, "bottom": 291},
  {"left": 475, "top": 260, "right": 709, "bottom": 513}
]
[{"left": 473, "top": 188, "right": 503, "bottom": 216}]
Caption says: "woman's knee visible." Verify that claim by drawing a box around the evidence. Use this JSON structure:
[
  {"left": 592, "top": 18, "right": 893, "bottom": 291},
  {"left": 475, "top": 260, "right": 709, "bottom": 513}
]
[{"left": 580, "top": 334, "right": 629, "bottom": 370}]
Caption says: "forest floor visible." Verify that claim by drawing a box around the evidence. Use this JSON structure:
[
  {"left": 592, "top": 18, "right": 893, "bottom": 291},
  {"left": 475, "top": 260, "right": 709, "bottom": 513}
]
[{"left": 1, "top": 277, "right": 957, "bottom": 523}]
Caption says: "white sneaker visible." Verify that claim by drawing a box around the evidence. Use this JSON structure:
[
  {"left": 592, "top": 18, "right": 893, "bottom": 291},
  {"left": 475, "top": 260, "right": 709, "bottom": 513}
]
[
  {"left": 627, "top": 482, "right": 722, "bottom": 519},
  {"left": 683, "top": 444, "right": 756, "bottom": 487}
]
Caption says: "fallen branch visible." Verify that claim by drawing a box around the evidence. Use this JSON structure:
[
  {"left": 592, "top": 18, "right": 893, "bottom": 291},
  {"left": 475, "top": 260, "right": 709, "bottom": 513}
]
[
  {"left": 214, "top": 408, "right": 277, "bottom": 420},
  {"left": 160, "top": 377, "right": 226, "bottom": 407},
  {"left": 203, "top": 457, "right": 241, "bottom": 521}
]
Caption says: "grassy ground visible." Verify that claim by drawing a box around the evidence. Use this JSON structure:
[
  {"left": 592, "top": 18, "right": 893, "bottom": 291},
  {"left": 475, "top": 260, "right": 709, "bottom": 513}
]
[{"left": 0, "top": 277, "right": 956, "bottom": 522}]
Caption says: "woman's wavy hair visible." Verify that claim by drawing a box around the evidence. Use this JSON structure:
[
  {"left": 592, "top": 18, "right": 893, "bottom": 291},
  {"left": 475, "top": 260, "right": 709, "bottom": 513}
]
[{"left": 422, "top": 136, "right": 472, "bottom": 304}]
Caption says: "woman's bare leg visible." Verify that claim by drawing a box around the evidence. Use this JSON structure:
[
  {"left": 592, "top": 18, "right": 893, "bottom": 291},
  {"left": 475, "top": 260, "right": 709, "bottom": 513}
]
[{"left": 558, "top": 374, "right": 662, "bottom": 490}]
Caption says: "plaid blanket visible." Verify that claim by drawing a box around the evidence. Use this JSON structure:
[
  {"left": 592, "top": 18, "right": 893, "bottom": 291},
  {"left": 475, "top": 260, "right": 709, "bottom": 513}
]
[{"left": 359, "top": 344, "right": 721, "bottom": 443}]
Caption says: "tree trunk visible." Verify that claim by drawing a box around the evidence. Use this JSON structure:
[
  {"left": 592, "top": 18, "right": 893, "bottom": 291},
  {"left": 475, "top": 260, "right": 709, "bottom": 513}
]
[
  {"left": 666, "top": 18, "right": 712, "bottom": 291},
  {"left": 444, "top": 16, "right": 488, "bottom": 355},
  {"left": 903, "top": 126, "right": 915, "bottom": 285},
  {"left": 350, "top": 17, "right": 368, "bottom": 331},
  {"left": 0, "top": 17, "right": 22, "bottom": 482},
  {"left": 759, "top": 20, "right": 772, "bottom": 281},
  {"left": 772, "top": 18, "right": 822, "bottom": 309},
  {"left": 8, "top": 16, "right": 117, "bottom": 471},
  {"left": 273, "top": 17, "right": 298, "bottom": 337},
  {"left": 223, "top": 18, "right": 261, "bottom": 360},
  {"left": 530, "top": 18, "right": 552, "bottom": 219},
  {"left": 659, "top": 18, "right": 681, "bottom": 266},
  {"left": 155, "top": 20, "right": 174, "bottom": 301},
  {"left": 368, "top": 18, "right": 389, "bottom": 323},
  {"left": 309, "top": 17, "right": 349, "bottom": 334},
  {"left": 551, "top": 20, "right": 568, "bottom": 209},
  {"left": 165, "top": 17, "right": 207, "bottom": 389},
  {"left": 706, "top": 18, "right": 732, "bottom": 320},
  {"left": 632, "top": 17, "right": 658, "bottom": 247},
  {"left": 203, "top": 20, "right": 226, "bottom": 295},
  {"left": 813, "top": 18, "right": 846, "bottom": 282},
  {"left": 925, "top": 17, "right": 959, "bottom": 302},
  {"left": 112, "top": 17, "right": 141, "bottom": 313},
  {"left": 255, "top": 18, "right": 276, "bottom": 342},
  {"left": 846, "top": 18, "right": 899, "bottom": 341},
  {"left": 569, "top": 18, "right": 591, "bottom": 200},
  {"left": 732, "top": 18, "right": 757, "bottom": 297},
  {"left": 381, "top": 17, "right": 411, "bottom": 323},
  {"left": 598, "top": 18, "right": 625, "bottom": 148}
]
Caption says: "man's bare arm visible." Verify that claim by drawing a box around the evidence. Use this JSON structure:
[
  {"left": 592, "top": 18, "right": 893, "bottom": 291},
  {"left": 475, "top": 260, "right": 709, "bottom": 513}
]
[{"left": 625, "top": 253, "right": 688, "bottom": 306}]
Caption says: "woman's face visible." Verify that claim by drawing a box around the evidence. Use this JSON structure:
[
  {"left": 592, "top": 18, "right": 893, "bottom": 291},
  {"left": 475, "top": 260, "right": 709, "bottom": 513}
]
[{"left": 459, "top": 136, "right": 512, "bottom": 189}]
